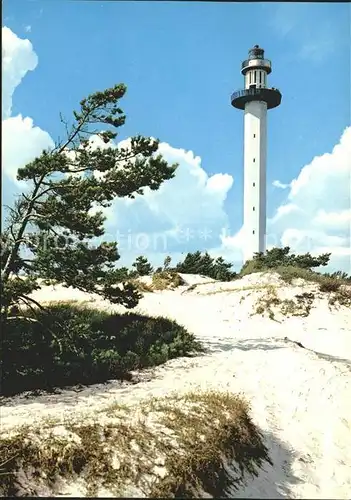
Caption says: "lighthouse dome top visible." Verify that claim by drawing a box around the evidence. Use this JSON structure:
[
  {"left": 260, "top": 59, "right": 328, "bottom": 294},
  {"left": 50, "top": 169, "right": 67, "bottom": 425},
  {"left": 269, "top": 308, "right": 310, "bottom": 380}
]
[
  {"left": 248, "top": 45, "right": 265, "bottom": 60},
  {"left": 240, "top": 45, "right": 272, "bottom": 76}
]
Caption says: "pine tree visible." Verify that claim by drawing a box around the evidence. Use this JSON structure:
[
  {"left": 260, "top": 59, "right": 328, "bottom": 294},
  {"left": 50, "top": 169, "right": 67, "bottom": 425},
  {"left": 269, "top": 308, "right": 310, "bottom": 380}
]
[
  {"left": 1, "top": 84, "right": 177, "bottom": 315},
  {"left": 175, "top": 251, "right": 236, "bottom": 281},
  {"left": 132, "top": 256, "right": 154, "bottom": 276},
  {"left": 163, "top": 255, "right": 172, "bottom": 271}
]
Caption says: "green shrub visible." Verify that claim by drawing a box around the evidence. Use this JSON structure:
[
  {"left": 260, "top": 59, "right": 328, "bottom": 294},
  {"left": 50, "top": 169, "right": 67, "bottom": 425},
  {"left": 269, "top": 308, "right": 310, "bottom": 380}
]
[
  {"left": 239, "top": 258, "right": 264, "bottom": 277},
  {"left": 274, "top": 265, "right": 343, "bottom": 290},
  {"left": 273, "top": 265, "right": 316, "bottom": 284},
  {"left": 0, "top": 303, "right": 203, "bottom": 396},
  {"left": 240, "top": 246, "right": 331, "bottom": 277},
  {"left": 176, "top": 251, "right": 237, "bottom": 281}
]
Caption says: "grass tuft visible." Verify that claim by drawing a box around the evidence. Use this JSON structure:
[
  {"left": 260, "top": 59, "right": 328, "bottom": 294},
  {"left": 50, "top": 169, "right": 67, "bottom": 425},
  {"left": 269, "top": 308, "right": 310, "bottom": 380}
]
[
  {"left": 128, "top": 278, "right": 154, "bottom": 293},
  {"left": 252, "top": 285, "right": 281, "bottom": 321},
  {"left": 0, "top": 391, "right": 271, "bottom": 497},
  {"left": 151, "top": 271, "right": 185, "bottom": 291},
  {"left": 148, "top": 391, "right": 272, "bottom": 497}
]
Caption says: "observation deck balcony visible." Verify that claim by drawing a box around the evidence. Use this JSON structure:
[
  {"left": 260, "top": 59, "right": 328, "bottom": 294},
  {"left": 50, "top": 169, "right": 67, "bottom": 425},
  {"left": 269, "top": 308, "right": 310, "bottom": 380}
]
[{"left": 231, "top": 87, "right": 282, "bottom": 110}]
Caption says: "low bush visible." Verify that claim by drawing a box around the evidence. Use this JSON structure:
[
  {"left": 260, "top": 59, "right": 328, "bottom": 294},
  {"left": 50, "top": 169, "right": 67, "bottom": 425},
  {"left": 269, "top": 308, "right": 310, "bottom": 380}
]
[
  {"left": 272, "top": 265, "right": 317, "bottom": 284},
  {"left": 318, "top": 276, "right": 342, "bottom": 293},
  {"left": 176, "top": 251, "right": 237, "bottom": 281},
  {"left": 0, "top": 303, "right": 203, "bottom": 396},
  {"left": 239, "top": 258, "right": 264, "bottom": 277},
  {"left": 240, "top": 246, "right": 331, "bottom": 276}
]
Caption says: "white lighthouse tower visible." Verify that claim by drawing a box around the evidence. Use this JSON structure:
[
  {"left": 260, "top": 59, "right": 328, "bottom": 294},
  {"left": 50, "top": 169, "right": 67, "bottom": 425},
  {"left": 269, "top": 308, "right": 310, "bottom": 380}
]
[{"left": 231, "top": 45, "right": 282, "bottom": 262}]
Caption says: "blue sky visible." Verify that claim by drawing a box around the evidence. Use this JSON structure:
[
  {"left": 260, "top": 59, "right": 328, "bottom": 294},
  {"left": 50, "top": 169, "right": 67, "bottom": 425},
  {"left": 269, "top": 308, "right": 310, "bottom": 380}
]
[{"left": 2, "top": 1, "right": 351, "bottom": 272}]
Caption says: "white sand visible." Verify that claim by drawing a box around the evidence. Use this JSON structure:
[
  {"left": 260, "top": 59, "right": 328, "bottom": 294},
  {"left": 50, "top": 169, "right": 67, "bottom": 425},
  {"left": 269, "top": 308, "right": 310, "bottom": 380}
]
[{"left": 1, "top": 272, "right": 351, "bottom": 498}]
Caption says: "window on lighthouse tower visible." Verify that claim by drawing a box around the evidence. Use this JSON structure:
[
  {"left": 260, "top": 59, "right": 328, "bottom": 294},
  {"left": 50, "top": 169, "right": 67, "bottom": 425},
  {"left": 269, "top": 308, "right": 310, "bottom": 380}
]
[{"left": 249, "top": 72, "right": 256, "bottom": 89}]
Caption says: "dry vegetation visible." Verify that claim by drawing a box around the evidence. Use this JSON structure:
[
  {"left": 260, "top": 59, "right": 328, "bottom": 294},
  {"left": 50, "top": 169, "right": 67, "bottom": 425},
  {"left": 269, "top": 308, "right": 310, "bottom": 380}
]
[
  {"left": 203, "top": 283, "right": 274, "bottom": 296},
  {"left": 0, "top": 391, "right": 271, "bottom": 498},
  {"left": 273, "top": 267, "right": 351, "bottom": 311},
  {"left": 253, "top": 285, "right": 315, "bottom": 320},
  {"left": 130, "top": 271, "right": 185, "bottom": 293},
  {"left": 250, "top": 269, "right": 351, "bottom": 321},
  {"left": 253, "top": 285, "right": 282, "bottom": 320},
  {"left": 128, "top": 278, "right": 154, "bottom": 293},
  {"left": 197, "top": 266, "right": 350, "bottom": 319},
  {"left": 271, "top": 266, "right": 351, "bottom": 302},
  {"left": 151, "top": 271, "right": 185, "bottom": 291}
]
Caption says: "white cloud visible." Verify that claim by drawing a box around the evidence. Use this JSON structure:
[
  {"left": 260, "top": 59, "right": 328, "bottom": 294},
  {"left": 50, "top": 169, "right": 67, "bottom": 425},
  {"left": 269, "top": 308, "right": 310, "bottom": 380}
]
[
  {"left": 272, "top": 180, "right": 289, "bottom": 189},
  {"left": 2, "top": 26, "right": 38, "bottom": 120},
  {"left": 136, "top": 142, "right": 233, "bottom": 228},
  {"left": 270, "top": 126, "right": 351, "bottom": 272},
  {"left": 288, "top": 127, "right": 351, "bottom": 207},
  {"left": 88, "top": 137, "right": 234, "bottom": 263},
  {"left": 218, "top": 126, "right": 351, "bottom": 273},
  {"left": 270, "top": 203, "right": 302, "bottom": 224},
  {"left": 313, "top": 209, "right": 351, "bottom": 229},
  {"left": 2, "top": 26, "right": 349, "bottom": 274},
  {"left": 215, "top": 226, "right": 245, "bottom": 263},
  {"left": 2, "top": 115, "right": 54, "bottom": 183},
  {"left": 280, "top": 229, "right": 348, "bottom": 252},
  {"left": 2, "top": 26, "right": 54, "bottom": 184}
]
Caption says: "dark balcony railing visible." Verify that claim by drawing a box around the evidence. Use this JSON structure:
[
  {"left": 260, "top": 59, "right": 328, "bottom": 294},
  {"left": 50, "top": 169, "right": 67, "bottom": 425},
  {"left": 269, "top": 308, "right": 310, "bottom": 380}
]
[
  {"left": 231, "top": 87, "right": 282, "bottom": 110},
  {"left": 231, "top": 88, "right": 275, "bottom": 99}
]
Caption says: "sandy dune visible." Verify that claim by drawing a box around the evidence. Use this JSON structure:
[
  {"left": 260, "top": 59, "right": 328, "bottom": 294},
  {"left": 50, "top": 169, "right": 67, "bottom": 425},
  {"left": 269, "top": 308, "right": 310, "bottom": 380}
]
[{"left": 1, "top": 272, "right": 351, "bottom": 498}]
